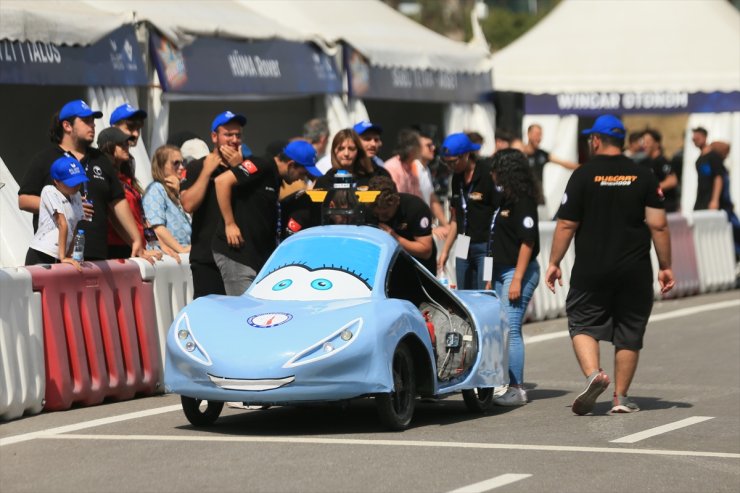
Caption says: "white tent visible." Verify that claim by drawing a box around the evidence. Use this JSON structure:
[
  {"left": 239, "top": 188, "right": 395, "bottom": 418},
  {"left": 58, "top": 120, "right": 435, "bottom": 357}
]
[{"left": 493, "top": 0, "right": 740, "bottom": 217}]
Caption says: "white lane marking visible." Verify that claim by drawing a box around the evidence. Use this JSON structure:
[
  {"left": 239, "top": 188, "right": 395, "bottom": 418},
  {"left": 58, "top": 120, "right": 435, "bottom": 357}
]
[
  {"left": 0, "top": 404, "right": 181, "bottom": 447},
  {"left": 523, "top": 299, "right": 740, "bottom": 345},
  {"left": 611, "top": 416, "right": 715, "bottom": 444},
  {"left": 448, "top": 474, "right": 532, "bottom": 493},
  {"left": 40, "top": 433, "right": 740, "bottom": 459}
]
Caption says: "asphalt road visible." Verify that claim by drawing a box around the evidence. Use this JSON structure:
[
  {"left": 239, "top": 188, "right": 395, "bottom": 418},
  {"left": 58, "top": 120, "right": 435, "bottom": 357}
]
[{"left": 2, "top": 290, "right": 739, "bottom": 493}]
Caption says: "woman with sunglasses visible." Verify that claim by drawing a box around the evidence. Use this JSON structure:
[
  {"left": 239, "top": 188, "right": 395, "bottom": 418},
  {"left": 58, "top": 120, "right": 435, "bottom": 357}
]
[{"left": 142, "top": 145, "right": 192, "bottom": 260}]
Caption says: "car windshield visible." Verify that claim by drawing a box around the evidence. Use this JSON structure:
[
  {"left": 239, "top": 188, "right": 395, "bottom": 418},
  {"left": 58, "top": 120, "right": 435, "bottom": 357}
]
[{"left": 249, "top": 236, "right": 381, "bottom": 301}]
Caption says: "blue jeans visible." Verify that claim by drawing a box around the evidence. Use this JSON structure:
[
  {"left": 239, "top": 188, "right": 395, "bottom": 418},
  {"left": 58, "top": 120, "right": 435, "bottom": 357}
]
[
  {"left": 494, "top": 260, "right": 540, "bottom": 386},
  {"left": 455, "top": 242, "right": 488, "bottom": 290}
]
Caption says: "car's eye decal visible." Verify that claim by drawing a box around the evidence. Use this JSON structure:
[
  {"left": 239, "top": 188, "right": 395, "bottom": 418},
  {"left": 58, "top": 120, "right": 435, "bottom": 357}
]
[
  {"left": 311, "top": 278, "right": 332, "bottom": 290},
  {"left": 272, "top": 279, "right": 293, "bottom": 291}
]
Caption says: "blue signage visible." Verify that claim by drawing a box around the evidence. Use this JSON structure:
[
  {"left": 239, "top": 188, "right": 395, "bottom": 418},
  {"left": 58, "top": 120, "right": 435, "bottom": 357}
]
[
  {"left": 0, "top": 25, "right": 147, "bottom": 86},
  {"left": 347, "top": 47, "right": 492, "bottom": 103},
  {"left": 150, "top": 31, "right": 341, "bottom": 95},
  {"left": 525, "top": 91, "right": 740, "bottom": 115}
]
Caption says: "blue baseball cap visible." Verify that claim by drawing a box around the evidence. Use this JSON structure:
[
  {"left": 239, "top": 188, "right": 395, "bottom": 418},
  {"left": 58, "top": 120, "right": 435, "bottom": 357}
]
[
  {"left": 353, "top": 120, "right": 382, "bottom": 135},
  {"left": 109, "top": 103, "right": 147, "bottom": 125},
  {"left": 581, "top": 114, "right": 626, "bottom": 138},
  {"left": 283, "top": 141, "right": 321, "bottom": 177},
  {"left": 50, "top": 155, "right": 89, "bottom": 187},
  {"left": 440, "top": 133, "right": 481, "bottom": 157},
  {"left": 59, "top": 99, "right": 103, "bottom": 121},
  {"left": 211, "top": 111, "right": 247, "bottom": 132}
]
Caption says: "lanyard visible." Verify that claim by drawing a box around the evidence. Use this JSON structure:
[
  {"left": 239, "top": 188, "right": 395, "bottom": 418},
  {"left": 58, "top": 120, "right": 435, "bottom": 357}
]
[
  {"left": 486, "top": 207, "right": 501, "bottom": 257},
  {"left": 459, "top": 180, "right": 475, "bottom": 234},
  {"left": 276, "top": 199, "right": 282, "bottom": 246}
]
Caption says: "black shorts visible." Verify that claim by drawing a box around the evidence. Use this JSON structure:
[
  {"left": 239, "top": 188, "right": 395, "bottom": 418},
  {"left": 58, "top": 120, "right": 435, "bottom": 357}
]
[{"left": 566, "top": 276, "right": 654, "bottom": 350}]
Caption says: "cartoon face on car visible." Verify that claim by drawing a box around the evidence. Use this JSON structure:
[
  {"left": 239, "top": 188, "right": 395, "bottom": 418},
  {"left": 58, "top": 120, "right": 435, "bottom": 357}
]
[{"left": 250, "top": 264, "right": 372, "bottom": 301}]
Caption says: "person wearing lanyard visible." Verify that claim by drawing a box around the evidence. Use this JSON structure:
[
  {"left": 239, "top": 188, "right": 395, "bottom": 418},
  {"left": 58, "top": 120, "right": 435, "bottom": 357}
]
[
  {"left": 213, "top": 141, "right": 321, "bottom": 296},
  {"left": 486, "top": 149, "right": 542, "bottom": 406},
  {"left": 438, "top": 133, "right": 498, "bottom": 289}
]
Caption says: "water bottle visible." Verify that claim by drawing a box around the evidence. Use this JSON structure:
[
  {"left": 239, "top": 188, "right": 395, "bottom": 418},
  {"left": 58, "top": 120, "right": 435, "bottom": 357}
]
[
  {"left": 72, "top": 230, "right": 85, "bottom": 262},
  {"left": 437, "top": 269, "right": 450, "bottom": 289},
  {"left": 143, "top": 227, "right": 160, "bottom": 250}
]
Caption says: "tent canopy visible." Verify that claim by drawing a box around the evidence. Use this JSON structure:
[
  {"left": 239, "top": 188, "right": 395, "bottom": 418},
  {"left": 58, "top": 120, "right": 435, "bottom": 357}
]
[
  {"left": 240, "top": 0, "right": 491, "bottom": 73},
  {"left": 492, "top": 0, "right": 740, "bottom": 93}
]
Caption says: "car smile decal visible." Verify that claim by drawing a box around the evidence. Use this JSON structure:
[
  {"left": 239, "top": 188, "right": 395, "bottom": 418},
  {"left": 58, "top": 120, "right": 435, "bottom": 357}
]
[{"left": 248, "top": 312, "right": 293, "bottom": 328}]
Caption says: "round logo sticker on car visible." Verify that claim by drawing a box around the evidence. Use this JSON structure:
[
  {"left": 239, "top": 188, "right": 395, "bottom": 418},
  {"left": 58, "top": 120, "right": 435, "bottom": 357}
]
[{"left": 247, "top": 312, "right": 293, "bottom": 328}]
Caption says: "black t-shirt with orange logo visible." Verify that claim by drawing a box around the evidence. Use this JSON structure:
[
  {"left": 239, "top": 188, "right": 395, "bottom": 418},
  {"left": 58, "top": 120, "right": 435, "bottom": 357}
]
[
  {"left": 450, "top": 160, "right": 499, "bottom": 243},
  {"left": 492, "top": 194, "right": 540, "bottom": 268},
  {"left": 557, "top": 154, "right": 663, "bottom": 291},
  {"left": 211, "top": 156, "right": 280, "bottom": 271}
]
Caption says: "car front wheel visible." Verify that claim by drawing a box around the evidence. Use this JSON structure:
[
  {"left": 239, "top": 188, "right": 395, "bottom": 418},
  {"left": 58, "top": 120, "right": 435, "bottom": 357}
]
[
  {"left": 181, "top": 396, "right": 224, "bottom": 426},
  {"left": 462, "top": 387, "right": 495, "bottom": 413},
  {"left": 376, "top": 343, "right": 416, "bottom": 430}
]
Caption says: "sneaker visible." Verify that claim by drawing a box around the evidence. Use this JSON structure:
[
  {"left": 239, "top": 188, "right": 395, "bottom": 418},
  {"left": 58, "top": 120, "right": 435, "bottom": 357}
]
[
  {"left": 611, "top": 394, "right": 640, "bottom": 413},
  {"left": 571, "top": 369, "right": 610, "bottom": 415},
  {"left": 493, "top": 386, "right": 527, "bottom": 406}
]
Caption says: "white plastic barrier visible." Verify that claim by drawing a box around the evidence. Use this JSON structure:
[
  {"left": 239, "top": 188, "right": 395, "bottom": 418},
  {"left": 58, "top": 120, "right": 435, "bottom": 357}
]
[
  {"left": 0, "top": 267, "right": 44, "bottom": 421},
  {"left": 131, "top": 253, "right": 194, "bottom": 367},
  {"left": 690, "top": 210, "right": 737, "bottom": 293},
  {"left": 529, "top": 221, "right": 575, "bottom": 321}
]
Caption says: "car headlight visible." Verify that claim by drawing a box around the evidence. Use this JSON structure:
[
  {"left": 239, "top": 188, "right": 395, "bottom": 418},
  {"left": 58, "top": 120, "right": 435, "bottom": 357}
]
[
  {"left": 283, "top": 318, "right": 363, "bottom": 368},
  {"left": 172, "top": 312, "right": 212, "bottom": 366}
]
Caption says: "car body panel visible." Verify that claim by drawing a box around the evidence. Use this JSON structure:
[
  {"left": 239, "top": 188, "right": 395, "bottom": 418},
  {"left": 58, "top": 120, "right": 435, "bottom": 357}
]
[{"left": 165, "top": 225, "right": 508, "bottom": 405}]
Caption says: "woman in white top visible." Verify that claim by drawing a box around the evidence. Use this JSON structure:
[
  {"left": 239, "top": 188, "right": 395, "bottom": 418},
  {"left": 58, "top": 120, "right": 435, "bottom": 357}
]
[{"left": 25, "top": 155, "right": 89, "bottom": 270}]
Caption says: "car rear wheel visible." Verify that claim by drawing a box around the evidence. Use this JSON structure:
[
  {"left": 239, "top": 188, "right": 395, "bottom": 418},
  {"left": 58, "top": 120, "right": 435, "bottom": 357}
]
[
  {"left": 462, "top": 387, "right": 495, "bottom": 413},
  {"left": 181, "top": 396, "right": 224, "bottom": 426},
  {"left": 376, "top": 343, "right": 416, "bottom": 431}
]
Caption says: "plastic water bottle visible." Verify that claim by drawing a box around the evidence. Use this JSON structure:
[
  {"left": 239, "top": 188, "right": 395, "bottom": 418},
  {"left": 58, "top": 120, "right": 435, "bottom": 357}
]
[
  {"left": 143, "top": 227, "right": 160, "bottom": 251},
  {"left": 437, "top": 269, "right": 450, "bottom": 289},
  {"left": 72, "top": 230, "right": 85, "bottom": 262}
]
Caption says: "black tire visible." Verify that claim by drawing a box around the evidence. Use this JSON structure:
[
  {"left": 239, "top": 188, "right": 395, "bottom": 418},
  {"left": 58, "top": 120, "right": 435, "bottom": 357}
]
[
  {"left": 181, "top": 396, "right": 224, "bottom": 426},
  {"left": 376, "top": 343, "right": 416, "bottom": 430},
  {"left": 462, "top": 387, "right": 495, "bottom": 413}
]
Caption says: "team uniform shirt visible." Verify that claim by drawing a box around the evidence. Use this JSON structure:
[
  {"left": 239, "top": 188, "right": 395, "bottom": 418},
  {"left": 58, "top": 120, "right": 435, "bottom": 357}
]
[
  {"left": 492, "top": 194, "right": 540, "bottom": 268},
  {"left": 450, "top": 160, "right": 499, "bottom": 244},
  {"left": 180, "top": 158, "right": 229, "bottom": 264},
  {"left": 639, "top": 155, "right": 678, "bottom": 212},
  {"left": 107, "top": 172, "right": 145, "bottom": 247},
  {"left": 694, "top": 150, "right": 731, "bottom": 210},
  {"left": 279, "top": 189, "right": 317, "bottom": 240},
  {"left": 211, "top": 156, "right": 280, "bottom": 271},
  {"left": 19, "top": 145, "right": 124, "bottom": 260},
  {"left": 369, "top": 193, "right": 436, "bottom": 273},
  {"left": 142, "top": 181, "right": 192, "bottom": 246},
  {"left": 557, "top": 154, "right": 664, "bottom": 291},
  {"left": 314, "top": 163, "right": 390, "bottom": 191},
  {"left": 29, "top": 185, "right": 84, "bottom": 259}
]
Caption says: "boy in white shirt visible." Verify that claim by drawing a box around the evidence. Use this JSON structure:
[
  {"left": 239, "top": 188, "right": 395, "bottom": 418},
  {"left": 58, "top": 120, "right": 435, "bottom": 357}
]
[{"left": 25, "top": 155, "right": 89, "bottom": 270}]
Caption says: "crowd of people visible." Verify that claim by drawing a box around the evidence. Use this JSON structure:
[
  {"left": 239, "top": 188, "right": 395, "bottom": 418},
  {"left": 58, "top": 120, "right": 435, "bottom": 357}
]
[{"left": 16, "top": 99, "right": 738, "bottom": 413}]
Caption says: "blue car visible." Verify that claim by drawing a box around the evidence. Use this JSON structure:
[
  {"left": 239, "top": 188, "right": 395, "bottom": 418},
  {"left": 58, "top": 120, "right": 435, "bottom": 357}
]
[{"left": 165, "top": 225, "right": 508, "bottom": 430}]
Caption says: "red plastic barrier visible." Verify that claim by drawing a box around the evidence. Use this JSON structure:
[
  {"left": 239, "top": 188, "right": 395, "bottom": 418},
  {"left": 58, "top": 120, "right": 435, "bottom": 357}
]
[
  {"left": 28, "top": 260, "right": 162, "bottom": 411},
  {"left": 664, "top": 213, "right": 700, "bottom": 299}
]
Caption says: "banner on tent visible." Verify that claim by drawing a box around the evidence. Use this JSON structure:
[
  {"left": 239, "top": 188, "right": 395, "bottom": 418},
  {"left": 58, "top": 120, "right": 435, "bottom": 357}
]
[
  {"left": 150, "top": 31, "right": 341, "bottom": 95},
  {"left": 0, "top": 25, "right": 147, "bottom": 87},
  {"left": 346, "top": 47, "right": 491, "bottom": 103},
  {"left": 525, "top": 91, "right": 740, "bottom": 115}
]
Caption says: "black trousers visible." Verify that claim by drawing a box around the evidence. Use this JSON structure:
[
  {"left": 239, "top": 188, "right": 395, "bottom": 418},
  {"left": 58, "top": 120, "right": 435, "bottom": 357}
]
[{"left": 191, "top": 261, "right": 226, "bottom": 299}]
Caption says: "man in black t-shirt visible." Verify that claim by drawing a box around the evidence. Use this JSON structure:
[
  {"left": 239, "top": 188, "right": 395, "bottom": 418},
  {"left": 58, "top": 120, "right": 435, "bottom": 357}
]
[
  {"left": 368, "top": 176, "right": 436, "bottom": 273},
  {"left": 640, "top": 129, "right": 678, "bottom": 212},
  {"left": 213, "top": 140, "right": 321, "bottom": 295},
  {"left": 545, "top": 114, "right": 675, "bottom": 416},
  {"left": 181, "top": 110, "right": 249, "bottom": 298},
  {"left": 438, "top": 133, "right": 499, "bottom": 289},
  {"left": 523, "top": 124, "right": 580, "bottom": 204},
  {"left": 18, "top": 99, "right": 149, "bottom": 261}
]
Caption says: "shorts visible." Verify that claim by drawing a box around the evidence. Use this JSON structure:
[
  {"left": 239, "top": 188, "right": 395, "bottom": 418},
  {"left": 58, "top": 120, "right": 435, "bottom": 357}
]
[
  {"left": 191, "top": 261, "right": 226, "bottom": 299},
  {"left": 565, "top": 276, "right": 653, "bottom": 350}
]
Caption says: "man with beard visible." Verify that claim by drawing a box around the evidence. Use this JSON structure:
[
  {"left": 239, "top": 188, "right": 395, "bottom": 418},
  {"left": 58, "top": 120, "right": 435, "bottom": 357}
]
[{"left": 545, "top": 114, "right": 675, "bottom": 416}]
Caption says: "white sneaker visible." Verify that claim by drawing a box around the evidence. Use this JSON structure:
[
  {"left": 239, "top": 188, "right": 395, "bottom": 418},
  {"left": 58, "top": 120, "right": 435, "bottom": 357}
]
[{"left": 493, "top": 387, "right": 527, "bottom": 406}]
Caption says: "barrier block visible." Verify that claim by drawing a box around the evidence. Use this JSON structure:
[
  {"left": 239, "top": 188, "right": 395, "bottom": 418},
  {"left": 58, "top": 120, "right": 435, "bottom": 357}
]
[
  {"left": 691, "top": 210, "right": 736, "bottom": 293},
  {"left": 529, "top": 221, "right": 574, "bottom": 321},
  {"left": 664, "top": 213, "right": 700, "bottom": 298},
  {"left": 130, "top": 253, "right": 193, "bottom": 367},
  {"left": 28, "top": 260, "right": 162, "bottom": 412},
  {"left": 0, "top": 267, "right": 45, "bottom": 421}
]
